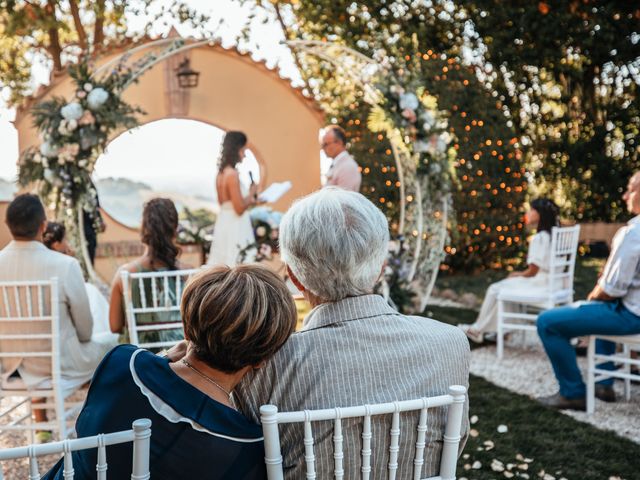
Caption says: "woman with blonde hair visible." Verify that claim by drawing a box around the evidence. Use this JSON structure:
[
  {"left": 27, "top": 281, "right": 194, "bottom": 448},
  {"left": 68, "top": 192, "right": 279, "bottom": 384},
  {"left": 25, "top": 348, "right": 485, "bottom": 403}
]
[{"left": 43, "top": 264, "right": 297, "bottom": 479}]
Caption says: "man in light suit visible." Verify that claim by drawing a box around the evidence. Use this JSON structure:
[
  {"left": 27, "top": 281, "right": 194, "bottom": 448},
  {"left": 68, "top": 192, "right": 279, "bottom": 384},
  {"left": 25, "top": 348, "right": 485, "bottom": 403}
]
[
  {"left": 0, "top": 194, "right": 114, "bottom": 428},
  {"left": 321, "top": 125, "right": 362, "bottom": 192}
]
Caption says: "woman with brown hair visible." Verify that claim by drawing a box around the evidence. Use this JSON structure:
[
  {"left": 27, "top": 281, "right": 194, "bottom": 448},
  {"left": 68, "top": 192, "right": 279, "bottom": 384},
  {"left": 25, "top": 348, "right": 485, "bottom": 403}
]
[
  {"left": 109, "top": 198, "right": 190, "bottom": 345},
  {"left": 43, "top": 264, "right": 297, "bottom": 479},
  {"left": 207, "top": 131, "right": 259, "bottom": 266}
]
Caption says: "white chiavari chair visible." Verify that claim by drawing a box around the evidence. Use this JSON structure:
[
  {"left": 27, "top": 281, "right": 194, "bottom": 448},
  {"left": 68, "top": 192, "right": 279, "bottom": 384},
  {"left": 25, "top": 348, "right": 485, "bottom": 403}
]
[
  {"left": 0, "top": 278, "right": 83, "bottom": 441},
  {"left": 0, "top": 418, "right": 151, "bottom": 480},
  {"left": 586, "top": 334, "right": 640, "bottom": 414},
  {"left": 496, "top": 225, "right": 581, "bottom": 358},
  {"left": 121, "top": 269, "right": 197, "bottom": 350},
  {"left": 261, "top": 385, "right": 467, "bottom": 480}
]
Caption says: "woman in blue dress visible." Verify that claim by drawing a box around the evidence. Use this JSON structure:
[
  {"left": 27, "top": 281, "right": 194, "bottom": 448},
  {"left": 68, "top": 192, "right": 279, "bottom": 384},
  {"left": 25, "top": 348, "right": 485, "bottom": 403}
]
[{"left": 43, "top": 264, "right": 297, "bottom": 480}]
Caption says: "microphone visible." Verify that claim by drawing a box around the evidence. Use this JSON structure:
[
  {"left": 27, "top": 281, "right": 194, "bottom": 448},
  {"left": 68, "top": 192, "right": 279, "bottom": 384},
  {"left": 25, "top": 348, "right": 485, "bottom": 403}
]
[{"left": 248, "top": 171, "right": 258, "bottom": 203}]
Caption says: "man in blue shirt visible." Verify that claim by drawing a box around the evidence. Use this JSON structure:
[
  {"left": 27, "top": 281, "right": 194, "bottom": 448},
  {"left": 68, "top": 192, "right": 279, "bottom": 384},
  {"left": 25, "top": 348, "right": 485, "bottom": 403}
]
[{"left": 537, "top": 172, "right": 640, "bottom": 410}]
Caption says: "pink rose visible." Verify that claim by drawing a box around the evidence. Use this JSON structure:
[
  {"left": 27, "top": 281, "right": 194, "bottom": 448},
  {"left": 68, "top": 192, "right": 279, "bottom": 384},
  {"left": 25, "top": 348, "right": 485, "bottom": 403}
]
[
  {"left": 78, "top": 110, "right": 96, "bottom": 126},
  {"left": 402, "top": 108, "right": 417, "bottom": 123}
]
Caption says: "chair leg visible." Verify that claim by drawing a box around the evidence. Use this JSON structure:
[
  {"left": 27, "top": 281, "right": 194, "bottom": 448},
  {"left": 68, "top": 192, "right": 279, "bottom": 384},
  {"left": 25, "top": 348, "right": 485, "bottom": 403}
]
[
  {"left": 586, "top": 336, "right": 596, "bottom": 414},
  {"left": 623, "top": 344, "right": 631, "bottom": 401},
  {"left": 497, "top": 300, "right": 504, "bottom": 359}
]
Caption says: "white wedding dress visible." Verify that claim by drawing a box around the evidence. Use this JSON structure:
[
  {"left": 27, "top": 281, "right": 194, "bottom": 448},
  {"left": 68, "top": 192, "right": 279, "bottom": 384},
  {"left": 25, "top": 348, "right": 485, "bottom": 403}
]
[{"left": 207, "top": 182, "right": 255, "bottom": 267}]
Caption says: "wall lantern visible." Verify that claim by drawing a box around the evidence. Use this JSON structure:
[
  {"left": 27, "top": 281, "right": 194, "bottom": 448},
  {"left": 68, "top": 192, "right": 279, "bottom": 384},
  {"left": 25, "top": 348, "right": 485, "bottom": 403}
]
[{"left": 176, "top": 58, "right": 200, "bottom": 88}]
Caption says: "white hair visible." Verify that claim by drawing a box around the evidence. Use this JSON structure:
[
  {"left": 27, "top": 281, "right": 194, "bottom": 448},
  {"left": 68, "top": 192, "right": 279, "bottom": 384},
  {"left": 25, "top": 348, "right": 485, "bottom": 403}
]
[{"left": 280, "top": 187, "right": 390, "bottom": 302}]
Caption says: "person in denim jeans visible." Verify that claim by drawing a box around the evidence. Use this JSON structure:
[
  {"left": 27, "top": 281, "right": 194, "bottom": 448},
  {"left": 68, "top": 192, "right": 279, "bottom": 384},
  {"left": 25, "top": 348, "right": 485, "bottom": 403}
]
[{"left": 536, "top": 172, "right": 640, "bottom": 410}]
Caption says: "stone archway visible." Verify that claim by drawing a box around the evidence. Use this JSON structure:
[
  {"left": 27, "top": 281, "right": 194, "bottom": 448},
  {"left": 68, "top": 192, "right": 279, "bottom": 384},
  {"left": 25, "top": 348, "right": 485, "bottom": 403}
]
[{"left": 14, "top": 37, "right": 325, "bottom": 213}]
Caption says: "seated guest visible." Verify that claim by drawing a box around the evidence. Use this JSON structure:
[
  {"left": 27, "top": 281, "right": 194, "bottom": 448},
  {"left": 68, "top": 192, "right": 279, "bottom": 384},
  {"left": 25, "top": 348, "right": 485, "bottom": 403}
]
[
  {"left": 537, "top": 171, "right": 640, "bottom": 410},
  {"left": 109, "top": 198, "right": 190, "bottom": 346},
  {"left": 0, "top": 195, "right": 115, "bottom": 429},
  {"left": 43, "top": 264, "right": 296, "bottom": 480},
  {"left": 460, "top": 198, "right": 559, "bottom": 343},
  {"left": 171, "top": 188, "right": 469, "bottom": 478},
  {"left": 43, "top": 221, "right": 116, "bottom": 342}
]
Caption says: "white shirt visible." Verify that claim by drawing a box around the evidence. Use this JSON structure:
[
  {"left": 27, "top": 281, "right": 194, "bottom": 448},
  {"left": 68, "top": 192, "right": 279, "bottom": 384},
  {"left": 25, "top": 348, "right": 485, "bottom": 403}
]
[
  {"left": 598, "top": 215, "right": 640, "bottom": 316},
  {"left": 325, "top": 151, "right": 362, "bottom": 192}
]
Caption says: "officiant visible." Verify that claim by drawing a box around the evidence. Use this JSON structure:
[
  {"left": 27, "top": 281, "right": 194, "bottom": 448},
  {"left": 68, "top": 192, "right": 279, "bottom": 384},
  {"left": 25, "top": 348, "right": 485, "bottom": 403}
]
[{"left": 321, "top": 125, "right": 361, "bottom": 192}]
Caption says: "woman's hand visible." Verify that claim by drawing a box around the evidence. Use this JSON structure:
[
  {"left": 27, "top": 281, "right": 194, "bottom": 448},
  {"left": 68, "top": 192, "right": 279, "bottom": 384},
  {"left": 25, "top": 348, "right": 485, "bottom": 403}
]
[
  {"left": 165, "top": 340, "right": 189, "bottom": 362},
  {"left": 248, "top": 184, "right": 259, "bottom": 205}
]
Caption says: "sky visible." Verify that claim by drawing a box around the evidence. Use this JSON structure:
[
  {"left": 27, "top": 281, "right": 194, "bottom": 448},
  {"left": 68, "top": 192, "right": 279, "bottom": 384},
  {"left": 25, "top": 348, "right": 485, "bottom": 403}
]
[{"left": 0, "top": 0, "right": 329, "bottom": 198}]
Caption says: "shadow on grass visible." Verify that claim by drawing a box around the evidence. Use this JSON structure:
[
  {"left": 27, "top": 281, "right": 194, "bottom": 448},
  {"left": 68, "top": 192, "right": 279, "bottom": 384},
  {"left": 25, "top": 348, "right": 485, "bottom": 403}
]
[{"left": 462, "top": 375, "right": 639, "bottom": 479}]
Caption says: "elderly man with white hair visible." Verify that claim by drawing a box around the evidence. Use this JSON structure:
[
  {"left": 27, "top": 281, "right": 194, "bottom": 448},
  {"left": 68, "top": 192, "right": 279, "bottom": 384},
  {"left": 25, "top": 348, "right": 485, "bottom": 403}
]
[{"left": 234, "top": 187, "right": 470, "bottom": 478}]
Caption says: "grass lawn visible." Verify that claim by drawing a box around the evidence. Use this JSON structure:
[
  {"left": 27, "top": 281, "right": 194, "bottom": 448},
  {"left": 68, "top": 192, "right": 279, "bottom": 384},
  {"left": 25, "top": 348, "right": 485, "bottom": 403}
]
[
  {"left": 427, "top": 256, "right": 639, "bottom": 479},
  {"left": 461, "top": 375, "right": 639, "bottom": 479}
]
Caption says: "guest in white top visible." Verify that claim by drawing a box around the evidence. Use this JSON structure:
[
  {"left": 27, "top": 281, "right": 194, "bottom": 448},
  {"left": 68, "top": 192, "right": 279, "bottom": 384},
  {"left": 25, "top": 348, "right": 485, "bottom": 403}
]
[
  {"left": 537, "top": 172, "right": 640, "bottom": 410},
  {"left": 460, "top": 198, "right": 559, "bottom": 343},
  {"left": 0, "top": 195, "right": 115, "bottom": 425},
  {"left": 321, "top": 125, "right": 362, "bottom": 192}
]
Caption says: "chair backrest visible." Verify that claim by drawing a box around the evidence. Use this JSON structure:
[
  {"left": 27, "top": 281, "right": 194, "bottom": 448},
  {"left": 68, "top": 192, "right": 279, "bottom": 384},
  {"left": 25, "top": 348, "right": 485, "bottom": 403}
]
[
  {"left": 260, "top": 385, "right": 467, "bottom": 480},
  {"left": 121, "top": 269, "right": 196, "bottom": 350},
  {"left": 0, "top": 418, "right": 152, "bottom": 480},
  {"left": 548, "top": 225, "right": 581, "bottom": 293},
  {"left": 0, "top": 278, "right": 61, "bottom": 390}
]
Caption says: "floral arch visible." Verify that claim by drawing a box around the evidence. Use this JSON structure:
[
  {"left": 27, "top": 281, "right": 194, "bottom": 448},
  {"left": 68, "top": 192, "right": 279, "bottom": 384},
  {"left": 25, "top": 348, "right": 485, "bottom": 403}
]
[{"left": 13, "top": 36, "right": 324, "bottom": 281}]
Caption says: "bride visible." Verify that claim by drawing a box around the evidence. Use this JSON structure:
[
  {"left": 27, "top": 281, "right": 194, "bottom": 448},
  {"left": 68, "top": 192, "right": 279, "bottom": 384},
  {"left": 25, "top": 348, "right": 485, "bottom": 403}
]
[{"left": 207, "top": 131, "right": 258, "bottom": 266}]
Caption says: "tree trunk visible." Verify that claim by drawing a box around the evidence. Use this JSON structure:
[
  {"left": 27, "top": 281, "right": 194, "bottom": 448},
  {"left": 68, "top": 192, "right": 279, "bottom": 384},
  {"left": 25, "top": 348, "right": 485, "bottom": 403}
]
[
  {"left": 68, "top": 0, "right": 88, "bottom": 52},
  {"left": 45, "top": 0, "right": 63, "bottom": 72},
  {"left": 93, "top": 0, "right": 106, "bottom": 53}
]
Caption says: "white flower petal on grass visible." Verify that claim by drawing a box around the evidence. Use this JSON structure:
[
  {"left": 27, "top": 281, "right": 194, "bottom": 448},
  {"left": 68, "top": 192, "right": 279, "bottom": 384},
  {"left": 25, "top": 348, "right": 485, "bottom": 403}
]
[
  {"left": 504, "top": 472, "right": 514, "bottom": 478},
  {"left": 463, "top": 464, "right": 471, "bottom": 471},
  {"left": 462, "top": 454, "right": 470, "bottom": 460},
  {"left": 491, "top": 459, "right": 505, "bottom": 472},
  {"left": 518, "top": 463, "right": 529, "bottom": 470},
  {"left": 543, "top": 475, "right": 556, "bottom": 480},
  {"left": 483, "top": 440, "right": 495, "bottom": 450},
  {"left": 471, "top": 461, "right": 482, "bottom": 470},
  {"left": 470, "top": 415, "right": 479, "bottom": 424},
  {"left": 516, "top": 454, "right": 524, "bottom": 461},
  {"left": 506, "top": 463, "right": 515, "bottom": 471},
  {"left": 469, "top": 428, "right": 479, "bottom": 437},
  {"left": 497, "top": 424, "right": 508, "bottom": 433}
]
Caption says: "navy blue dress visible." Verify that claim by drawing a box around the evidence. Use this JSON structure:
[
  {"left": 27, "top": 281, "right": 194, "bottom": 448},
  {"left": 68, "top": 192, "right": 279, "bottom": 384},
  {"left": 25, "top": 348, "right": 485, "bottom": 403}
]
[{"left": 43, "top": 345, "right": 267, "bottom": 480}]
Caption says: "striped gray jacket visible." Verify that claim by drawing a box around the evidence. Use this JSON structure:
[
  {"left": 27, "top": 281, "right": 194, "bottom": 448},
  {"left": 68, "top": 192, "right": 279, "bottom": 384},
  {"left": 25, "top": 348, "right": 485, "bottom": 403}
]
[{"left": 235, "top": 294, "right": 470, "bottom": 479}]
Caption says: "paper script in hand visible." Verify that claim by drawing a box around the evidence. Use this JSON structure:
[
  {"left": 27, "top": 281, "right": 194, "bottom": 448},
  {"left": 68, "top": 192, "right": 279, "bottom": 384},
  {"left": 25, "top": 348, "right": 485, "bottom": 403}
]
[{"left": 259, "top": 181, "right": 292, "bottom": 203}]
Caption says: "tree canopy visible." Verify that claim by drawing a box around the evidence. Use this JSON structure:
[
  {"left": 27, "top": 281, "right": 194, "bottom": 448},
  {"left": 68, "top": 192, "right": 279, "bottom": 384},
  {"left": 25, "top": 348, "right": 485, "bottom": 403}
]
[{"left": 0, "top": 0, "right": 211, "bottom": 106}]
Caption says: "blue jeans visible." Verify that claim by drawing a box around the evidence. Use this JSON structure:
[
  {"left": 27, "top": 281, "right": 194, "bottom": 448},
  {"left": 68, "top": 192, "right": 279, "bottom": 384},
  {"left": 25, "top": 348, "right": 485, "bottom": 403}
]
[{"left": 537, "top": 300, "right": 640, "bottom": 399}]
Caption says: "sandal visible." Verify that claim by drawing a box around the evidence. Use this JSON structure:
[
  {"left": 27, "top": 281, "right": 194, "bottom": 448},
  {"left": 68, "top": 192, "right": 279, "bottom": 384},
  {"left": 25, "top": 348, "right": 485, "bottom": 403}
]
[{"left": 458, "top": 324, "right": 484, "bottom": 344}]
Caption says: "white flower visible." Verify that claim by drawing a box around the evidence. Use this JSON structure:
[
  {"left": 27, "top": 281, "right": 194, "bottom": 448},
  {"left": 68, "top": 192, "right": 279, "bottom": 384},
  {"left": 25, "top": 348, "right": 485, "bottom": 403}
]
[
  {"left": 67, "top": 119, "right": 78, "bottom": 131},
  {"left": 83, "top": 83, "right": 93, "bottom": 92},
  {"left": 255, "top": 226, "right": 267, "bottom": 237},
  {"left": 57, "top": 157, "right": 65, "bottom": 165},
  {"left": 422, "top": 111, "right": 435, "bottom": 131},
  {"left": 42, "top": 157, "right": 49, "bottom": 168},
  {"left": 87, "top": 87, "right": 109, "bottom": 109},
  {"left": 414, "top": 140, "right": 429, "bottom": 153},
  {"left": 78, "top": 159, "right": 87, "bottom": 168},
  {"left": 60, "top": 102, "right": 84, "bottom": 121},
  {"left": 32, "top": 153, "right": 42, "bottom": 164},
  {"left": 399, "top": 92, "right": 419, "bottom": 111},
  {"left": 43, "top": 169, "right": 54, "bottom": 182},
  {"left": 40, "top": 141, "right": 59, "bottom": 158},
  {"left": 497, "top": 424, "right": 508, "bottom": 433}
]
